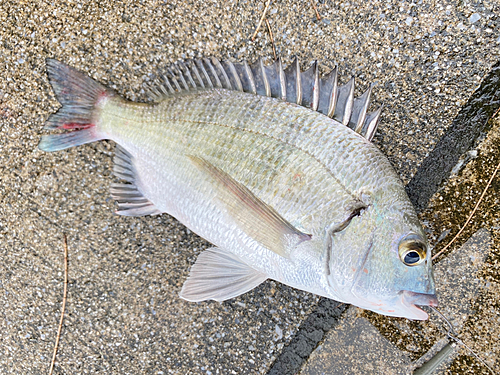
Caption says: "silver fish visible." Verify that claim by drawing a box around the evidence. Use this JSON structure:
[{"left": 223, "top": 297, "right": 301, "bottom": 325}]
[{"left": 39, "top": 57, "right": 437, "bottom": 320}]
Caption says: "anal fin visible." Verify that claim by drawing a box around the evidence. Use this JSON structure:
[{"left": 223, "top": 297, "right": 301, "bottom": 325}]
[
  {"left": 180, "top": 247, "right": 267, "bottom": 302},
  {"left": 111, "top": 146, "right": 162, "bottom": 216}
]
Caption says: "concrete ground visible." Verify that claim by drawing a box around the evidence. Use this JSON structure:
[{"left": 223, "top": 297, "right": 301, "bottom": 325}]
[{"left": 0, "top": 0, "right": 499, "bottom": 374}]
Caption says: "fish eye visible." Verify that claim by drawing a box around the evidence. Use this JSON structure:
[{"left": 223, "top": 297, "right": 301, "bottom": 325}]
[
  {"left": 398, "top": 234, "right": 427, "bottom": 266},
  {"left": 403, "top": 251, "right": 421, "bottom": 264}
]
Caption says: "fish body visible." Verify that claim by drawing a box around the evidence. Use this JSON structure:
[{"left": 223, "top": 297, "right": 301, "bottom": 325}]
[{"left": 39, "top": 58, "right": 437, "bottom": 319}]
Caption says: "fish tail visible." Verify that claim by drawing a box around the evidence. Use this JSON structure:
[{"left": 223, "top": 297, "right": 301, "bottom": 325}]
[{"left": 38, "top": 59, "right": 113, "bottom": 152}]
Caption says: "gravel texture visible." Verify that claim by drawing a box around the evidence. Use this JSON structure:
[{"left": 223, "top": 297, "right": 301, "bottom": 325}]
[{"left": 1, "top": 0, "right": 500, "bottom": 374}]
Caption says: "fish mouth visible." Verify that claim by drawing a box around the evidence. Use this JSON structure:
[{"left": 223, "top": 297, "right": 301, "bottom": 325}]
[{"left": 401, "top": 290, "right": 438, "bottom": 320}]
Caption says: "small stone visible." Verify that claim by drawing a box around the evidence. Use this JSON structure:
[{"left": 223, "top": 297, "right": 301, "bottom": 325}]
[
  {"left": 275, "top": 325, "right": 283, "bottom": 340},
  {"left": 468, "top": 13, "right": 481, "bottom": 24}
]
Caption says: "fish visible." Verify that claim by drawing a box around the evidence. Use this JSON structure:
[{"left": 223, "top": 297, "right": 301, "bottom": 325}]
[{"left": 38, "top": 57, "right": 437, "bottom": 320}]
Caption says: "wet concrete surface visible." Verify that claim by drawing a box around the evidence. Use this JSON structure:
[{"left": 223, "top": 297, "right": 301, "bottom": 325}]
[
  {"left": 420, "top": 117, "right": 500, "bottom": 374},
  {"left": 1, "top": 0, "right": 500, "bottom": 374},
  {"left": 407, "top": 60, "right": 500, "bottom": 212}
]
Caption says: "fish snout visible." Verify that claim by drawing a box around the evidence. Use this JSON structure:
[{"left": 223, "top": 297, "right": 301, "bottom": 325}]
[{"left": 402, "top": 290, "right": 438, "bottom": 307}]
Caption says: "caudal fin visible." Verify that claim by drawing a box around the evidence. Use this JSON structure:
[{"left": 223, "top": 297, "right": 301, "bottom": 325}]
[{"left": 38, "top": 59, "right": 114, "bottom": 152}]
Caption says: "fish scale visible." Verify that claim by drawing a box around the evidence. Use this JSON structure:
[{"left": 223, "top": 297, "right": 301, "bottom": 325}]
[{"left": 39, "top": 58, "right": 437, "bottom": 320}]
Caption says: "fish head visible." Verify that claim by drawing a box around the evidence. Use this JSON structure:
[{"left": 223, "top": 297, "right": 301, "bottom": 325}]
[{"left": 325, "top": 198, "right": 437, "bottom": 320}]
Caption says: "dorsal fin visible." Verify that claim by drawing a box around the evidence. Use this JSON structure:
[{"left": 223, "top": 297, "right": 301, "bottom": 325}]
[{"left": 148, "top": 57, "right": 382, "bottom": 141}]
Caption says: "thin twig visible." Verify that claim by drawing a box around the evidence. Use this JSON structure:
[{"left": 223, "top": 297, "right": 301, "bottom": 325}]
[
  {"left": 251, "top": 0, "right": 272, "bottom": 41},
  {"left": 49, "top": 234, "right": 69, "bottom": 375},
  {"left": 265, "top": 18, "right": 277, "bottom": 60},
  {"left": 433, "top": 160, "right": 500, "bottom": 260},
  {"left": 491, "top": 105, "right": 500, "bottom": 120},
  {"left": 430, "top": 307, "right": 496, "bottom": 375},
  {"left": 310, "top": 0, "right": 322, "bottom": 21}
]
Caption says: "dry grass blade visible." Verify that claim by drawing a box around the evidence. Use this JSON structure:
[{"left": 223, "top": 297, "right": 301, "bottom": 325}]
[
  {"left": 49, "top": 234, "right": 69, "bottom": 375},
  {"left": 265, "top": 18, "right": 277, "bottom": 60},
  {"left": 310, "top": 0, "right": 322, "bottom": 21},
  {"left": 432, "top": 159, "right": 500, "bottom": 261},
  {"left": 251, "top": 0, "right": 272, "bottom": 41},
  {"left": 491, "top": 105, "right": 500, "bottom": 120}
]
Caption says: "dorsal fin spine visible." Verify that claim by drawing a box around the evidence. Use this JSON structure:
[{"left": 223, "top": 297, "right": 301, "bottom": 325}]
[
  {"left": 333, "top": 77, "right": 355, "bottom": 127},
  {"left": 253, "top": 58, "right": 270, "bottom": 97},
  {"left": 243, "top": 60, "right": 257, "bottom": 94},
  {"left": 189, "top": 61, "right": 205, "bottom": 88},
  {"left": 203, "top": 58, "right": 222, "bottom": 88},
  {"left": 327, "top": 67, "right": 338, "bottom": 118},
  {"left": 300, "top": 62, "right": 319, "bottom": 109},
  {"left": 195, "top": 60, "right": 212, "bottom": 88},
  {"left": 174, "top": 66, "right": 190, "bottom": 91},
  {"left": 162, "top": 75, "right": 175, "bottom": 94},
  {"left": 233, "top": 61, "right": 256, "bottom": 94},
  {"left": 224, "top": 60, "right": 243, "bottom": 92},
  {"left": 311, "top": 61, "right": 320, "bottom": 111},
  {"left": 364, "top": 106, "right": 382, "bottom": 142},
  {"left": 211, "top": 57, "right": 232, "bottom": 89},
  {"left": 180, "top": 63, "right": 197, "bottom": 89},
  {"left": 264, "top": 60, "right": 282, "bottom": 99},
  {"left": 261, "top": 58, "right": 271, "bottom": 97},
  {"left": 294, "top": 59, "right": 302, "bottom": 105},
  {"left": 353, "top": 85, "right": 373, "bottom": 134},
  {"left": 277, "top": 57, "right": 286, "bottom": 101},
  {"left": 343, "top": 77, "right": 355, "bottom": 126}
]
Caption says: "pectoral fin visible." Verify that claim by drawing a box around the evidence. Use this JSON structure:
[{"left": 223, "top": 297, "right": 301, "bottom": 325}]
[
  {"left": 179, "top": 247, "right": 267, "bottom": 302},
  {"left": 189, "top": 155, "right": 311, "bottom": 258}
]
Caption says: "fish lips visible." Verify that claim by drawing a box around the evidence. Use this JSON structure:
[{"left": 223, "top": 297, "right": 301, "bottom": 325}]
[{"left": 400, "top": 290, "right": 438, "bottom": 320}]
